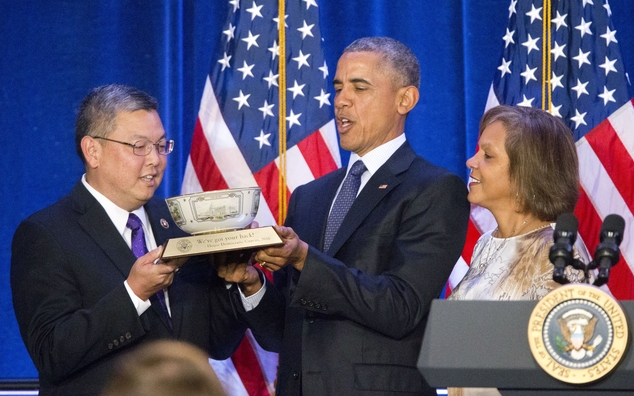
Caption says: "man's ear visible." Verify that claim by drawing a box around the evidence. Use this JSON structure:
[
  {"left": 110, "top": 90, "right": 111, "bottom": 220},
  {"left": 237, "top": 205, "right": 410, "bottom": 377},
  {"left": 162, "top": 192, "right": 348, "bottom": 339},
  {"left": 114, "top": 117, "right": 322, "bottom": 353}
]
[
  {"left": 81, "top": 136, "right": 100, "bottom": 169},
  {"left": 397, "top": 86, "right": 420, "bottom": 115}
]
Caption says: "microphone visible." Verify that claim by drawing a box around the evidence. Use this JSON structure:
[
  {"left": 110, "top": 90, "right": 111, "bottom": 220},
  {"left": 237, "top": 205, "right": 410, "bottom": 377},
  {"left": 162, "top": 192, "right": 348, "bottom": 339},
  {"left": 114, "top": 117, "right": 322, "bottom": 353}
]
[
  {"left": 592, "top": 214, "right": 626, "bottom": 287},
  {"left": 549, "top": 213, "right": 578, "bottom": 284}
]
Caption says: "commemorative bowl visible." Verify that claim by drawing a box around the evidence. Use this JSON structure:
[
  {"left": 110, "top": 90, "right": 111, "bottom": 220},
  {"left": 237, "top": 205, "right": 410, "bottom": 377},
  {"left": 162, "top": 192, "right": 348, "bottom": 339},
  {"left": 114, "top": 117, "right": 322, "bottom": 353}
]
[{"left": 165, "top": 187, "right": 261, "bottom": 235}]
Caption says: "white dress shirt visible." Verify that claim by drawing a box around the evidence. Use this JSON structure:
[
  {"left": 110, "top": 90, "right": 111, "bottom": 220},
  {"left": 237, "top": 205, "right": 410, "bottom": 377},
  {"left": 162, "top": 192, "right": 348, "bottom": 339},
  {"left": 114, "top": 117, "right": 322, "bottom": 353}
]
[
  {"left": 331, "top": 134, "right": 406, "bottom": 213},
  {"left": 81, "top": 175, "right": 264, "bottom": 315}
]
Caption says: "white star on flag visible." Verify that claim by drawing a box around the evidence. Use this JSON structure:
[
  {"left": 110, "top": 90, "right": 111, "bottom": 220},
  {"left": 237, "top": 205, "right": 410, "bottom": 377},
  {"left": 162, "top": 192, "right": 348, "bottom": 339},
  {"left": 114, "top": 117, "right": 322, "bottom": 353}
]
[
  {"left": 263, "top": 70, "right": 279, "bottom": 88},
  {"left": 575, "top": 18, "right": 593, "bottom": 37},
  {"left": 258, "top": 100, "right": 275, "bottom": 119},
  {"left": 502, "top": 28, "right": 515, "bottom": 48},
  {"left": 599, "top": 56, "right": 617, "bottom": 75},
  {"left": 233, "top": 90, "right": 250, "bottom": 109},
  {"left": 314, "top": 89, "right": 331, "bottom": 108},
  {"left": 287, "top": 80, "right": 306, "bottom": 99},
  {"left": 570, "top": 109, "right": 587, "bottom": 128},
  {"left": 600, "top": 27, "right": 618, "bottom": 45},
  {"left": 526, "top": 4, "right": 542, "bottom": 23},
  {"left": 521, "top": 65, "right": 538, "bottom": 84},
  {"left": 268, "top": 40, "right": 280, "bottom": 59},
  {"left": 498, "top": 58, "right": 512, "bottom": 77},
  {"left": 237, "top": 60, "right": 255, "bottom": 79},
  {"left": 571, "top": 79, "right": 589, "bottom": 98},
  {"left": 551, "top": 72, "right": 564, "bottom": 90},
  {"left": 297, "top": 20, "right": 315, "bottom": 39},
  {"left": 551, "top": 11, "right": 568, "bottom": 30},
  {"left": 254, "top": 130, "right": 272, "bottom": 148},
  {"left": 521, "top": 34, "right": 540, "bottom": 54},
  {"left": 218, "top": 52, "right": 231, "bottom": 71},
  {"left": 551, "top": 42, "right": 567, "bottom": 61},
  {"left": 223, "top": 23, "right": 236, "bottom": 41},
  {"left": 572, "top": 49, "right": 591, "bottom": 67},
  {"left": 598, "top": 86, "right": 616, "bottom": 105},
  {"left": 246, "top": 1, "right": 264, "bottom": 20},
  {"left": 319, "top": 60, "right": 328, "bottom": 78},
  {"left": 302, "top": 0, "right": 318, "bottom": 9},
  {"left": 287, "top": 110, "right": 302, "bottom": 128},
  {"left": 517, "top": 94, "right": 534, "bottom": 107},
  {"left": 292, "top": 50, "right": 311, "bottom": 69},
  {"left": 242, "top": 30, "right": 260, "bottom": 50}
]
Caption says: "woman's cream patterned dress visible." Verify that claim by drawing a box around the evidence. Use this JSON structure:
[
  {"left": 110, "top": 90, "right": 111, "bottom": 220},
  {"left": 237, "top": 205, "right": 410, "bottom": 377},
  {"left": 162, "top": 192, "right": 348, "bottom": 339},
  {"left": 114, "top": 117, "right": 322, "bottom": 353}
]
[{"left": 447, "top": 225, "right": 592, "bottom": 396}]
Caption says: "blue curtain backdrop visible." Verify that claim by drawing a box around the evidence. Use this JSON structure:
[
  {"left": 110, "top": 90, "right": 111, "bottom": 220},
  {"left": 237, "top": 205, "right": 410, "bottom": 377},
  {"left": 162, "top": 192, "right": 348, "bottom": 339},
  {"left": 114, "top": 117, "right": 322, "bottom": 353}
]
[{"left": 1, "top": 0, "right": 632, "bottom": 378}]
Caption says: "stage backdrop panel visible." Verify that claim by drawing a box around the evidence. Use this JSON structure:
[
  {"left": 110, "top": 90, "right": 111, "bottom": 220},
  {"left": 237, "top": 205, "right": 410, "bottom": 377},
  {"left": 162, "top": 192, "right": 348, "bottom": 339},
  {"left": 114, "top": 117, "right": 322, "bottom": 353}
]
[{"left": 1, "top": 0, "right": 632, "bottom": 379}]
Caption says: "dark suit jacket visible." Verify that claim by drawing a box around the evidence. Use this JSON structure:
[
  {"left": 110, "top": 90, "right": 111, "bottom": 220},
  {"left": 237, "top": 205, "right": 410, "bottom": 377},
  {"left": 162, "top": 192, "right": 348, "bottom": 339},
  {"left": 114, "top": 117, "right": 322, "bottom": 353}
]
[
  {"left": 11, "top": 181, "right": 284, "bottom": 396},
  {"left": 275, "top": 142, "right": 470, "bottom": 395}
]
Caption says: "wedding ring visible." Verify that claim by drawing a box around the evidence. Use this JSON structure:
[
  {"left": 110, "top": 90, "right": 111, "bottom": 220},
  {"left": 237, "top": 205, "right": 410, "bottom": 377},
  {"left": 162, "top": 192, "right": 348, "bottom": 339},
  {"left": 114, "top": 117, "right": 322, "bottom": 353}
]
[{"left": 261, "top": 261, "right": 267, "bottom": 269}]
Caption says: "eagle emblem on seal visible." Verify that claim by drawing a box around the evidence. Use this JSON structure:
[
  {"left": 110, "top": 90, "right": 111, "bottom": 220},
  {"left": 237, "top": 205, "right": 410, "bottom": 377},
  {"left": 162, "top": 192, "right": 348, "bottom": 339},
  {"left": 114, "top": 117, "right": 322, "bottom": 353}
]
[{"left": 556, "top": 308, "right": 603, "bottom": 360}]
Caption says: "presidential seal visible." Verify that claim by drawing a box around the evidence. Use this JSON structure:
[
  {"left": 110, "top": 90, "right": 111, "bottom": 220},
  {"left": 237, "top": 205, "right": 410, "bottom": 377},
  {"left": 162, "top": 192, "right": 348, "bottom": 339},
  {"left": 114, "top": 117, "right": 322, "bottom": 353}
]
[
  {"left": 176, "top": 239, "right": 193, "bottom": 253},
  {"left": 528, "top": 284, "right": 628, "bottom": 384}
]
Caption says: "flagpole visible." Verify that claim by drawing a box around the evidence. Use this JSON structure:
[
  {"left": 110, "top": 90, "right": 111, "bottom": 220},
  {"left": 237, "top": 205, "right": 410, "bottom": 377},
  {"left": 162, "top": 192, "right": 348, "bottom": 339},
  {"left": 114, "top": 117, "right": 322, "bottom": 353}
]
[
  {"left": 278, "top": 0, "right": 288, "bottom": 224},
  {"left": 542, "top": 0, "right": 552, "bottom": 112}
]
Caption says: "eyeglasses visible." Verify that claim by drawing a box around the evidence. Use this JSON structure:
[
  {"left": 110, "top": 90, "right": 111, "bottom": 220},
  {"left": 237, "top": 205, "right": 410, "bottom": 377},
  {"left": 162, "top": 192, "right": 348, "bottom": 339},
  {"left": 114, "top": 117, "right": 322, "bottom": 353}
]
[{"left": 94, "top": 136, "right": 174, "bottom": 156}]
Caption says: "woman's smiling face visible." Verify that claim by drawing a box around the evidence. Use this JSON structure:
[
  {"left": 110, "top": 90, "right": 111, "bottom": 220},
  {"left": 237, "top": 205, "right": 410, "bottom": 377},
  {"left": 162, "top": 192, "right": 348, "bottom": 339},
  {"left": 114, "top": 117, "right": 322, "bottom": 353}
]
[{"left": 466, "top": 120, "right": 516, "bottom": 213}]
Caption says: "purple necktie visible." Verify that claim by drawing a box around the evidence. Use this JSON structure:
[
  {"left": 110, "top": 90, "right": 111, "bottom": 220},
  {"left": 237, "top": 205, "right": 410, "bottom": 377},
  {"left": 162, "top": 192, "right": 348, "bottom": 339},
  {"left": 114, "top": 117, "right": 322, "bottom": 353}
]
[
  {"left": 127, "top": 213, "right": 171, "bottom": 328},
  {"left": 323, "top": 160, "right": 367, "bottom": 251}
]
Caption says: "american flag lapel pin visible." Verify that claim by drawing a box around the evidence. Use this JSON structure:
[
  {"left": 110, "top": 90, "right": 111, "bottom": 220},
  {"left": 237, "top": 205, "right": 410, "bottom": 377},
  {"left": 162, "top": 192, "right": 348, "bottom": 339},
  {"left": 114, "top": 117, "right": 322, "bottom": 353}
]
[{"left": 378, "top": 184, "right": 388, "bottom": 189}]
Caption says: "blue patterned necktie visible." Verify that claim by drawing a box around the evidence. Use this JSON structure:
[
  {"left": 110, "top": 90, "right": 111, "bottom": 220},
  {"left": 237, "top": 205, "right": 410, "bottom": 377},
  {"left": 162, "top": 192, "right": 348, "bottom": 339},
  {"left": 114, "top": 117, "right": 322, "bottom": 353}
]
[
  {"left": 323, "top": 160, "right": 367, "bottom": 252},
  {"left": 127, "top": 213, "right": 171, "bottom": 328}
]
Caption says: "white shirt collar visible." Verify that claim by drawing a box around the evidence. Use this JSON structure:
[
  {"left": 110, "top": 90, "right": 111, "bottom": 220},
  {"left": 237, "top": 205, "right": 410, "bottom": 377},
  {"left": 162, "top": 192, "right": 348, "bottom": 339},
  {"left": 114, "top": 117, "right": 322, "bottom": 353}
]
[
  {"left": 348, "top": 134, "right": 406, "bottom": 177},
  {"left": 81, "top": 174, "right": 149, "bottom": 237}
]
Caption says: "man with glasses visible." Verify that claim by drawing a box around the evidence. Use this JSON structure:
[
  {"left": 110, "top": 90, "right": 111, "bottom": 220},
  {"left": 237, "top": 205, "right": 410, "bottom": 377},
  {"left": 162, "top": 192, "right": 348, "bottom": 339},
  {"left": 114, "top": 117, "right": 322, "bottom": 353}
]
[{"left": 11, "top": 84, "right": 283, "bottom": 396}]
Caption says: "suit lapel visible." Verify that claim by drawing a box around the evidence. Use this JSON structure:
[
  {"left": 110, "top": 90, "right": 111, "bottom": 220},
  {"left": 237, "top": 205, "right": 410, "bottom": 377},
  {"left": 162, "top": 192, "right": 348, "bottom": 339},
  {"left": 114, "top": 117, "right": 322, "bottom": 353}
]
[
  {"left": 73, "top": 183, "right": 175, "bottom": 333},
  {"left": 300, "top": 168, "right": 346, "bottom": 249},
  {"left": 145, "top": 199, "right": 179, "bottom": 333},
  {"left": 72, "top": 183, "right": 136, "bottom": 278},
  {"left": 326, "top": 143, "right": 416, "bottom": 255},
  {"left": 145, "top": 199, "right": 177, "bottom": 246}
]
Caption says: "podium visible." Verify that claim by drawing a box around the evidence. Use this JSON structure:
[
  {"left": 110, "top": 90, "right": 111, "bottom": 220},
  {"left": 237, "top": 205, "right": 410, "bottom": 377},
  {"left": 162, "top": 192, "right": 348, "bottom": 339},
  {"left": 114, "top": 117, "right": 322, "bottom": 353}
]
[{"left": 417, "top": 300, "right": 634, "bottom": 395}]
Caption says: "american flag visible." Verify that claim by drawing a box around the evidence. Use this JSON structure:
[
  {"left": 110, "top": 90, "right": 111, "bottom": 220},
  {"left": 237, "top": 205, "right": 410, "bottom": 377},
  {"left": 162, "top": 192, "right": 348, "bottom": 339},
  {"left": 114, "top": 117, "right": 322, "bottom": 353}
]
[
  {"left": 181, "top": 0, "right": 340, "bottom": 394},
  {"left": 449, "top": 0, "right": 634, "bottom": 299}
]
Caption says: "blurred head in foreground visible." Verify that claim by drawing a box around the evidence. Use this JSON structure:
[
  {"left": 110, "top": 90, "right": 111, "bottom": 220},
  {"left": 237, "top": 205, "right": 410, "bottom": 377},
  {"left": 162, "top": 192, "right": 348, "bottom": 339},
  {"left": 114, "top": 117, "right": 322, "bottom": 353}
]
[{"left": 101, "top": 340, "right": 226, "bottom": 396}]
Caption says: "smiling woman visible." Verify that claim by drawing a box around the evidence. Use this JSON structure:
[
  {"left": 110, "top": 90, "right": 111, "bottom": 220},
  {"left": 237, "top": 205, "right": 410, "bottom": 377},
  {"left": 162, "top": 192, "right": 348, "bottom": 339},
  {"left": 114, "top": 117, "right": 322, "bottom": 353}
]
[
  {"left": 452, "top": 105, "right": 588, "bottom": 301},
  {"left": 465, "top": 120, "right": 513, "bottom": 216},
  {"left": 448, "top": 105, "right": 592, "bottom": 396}
]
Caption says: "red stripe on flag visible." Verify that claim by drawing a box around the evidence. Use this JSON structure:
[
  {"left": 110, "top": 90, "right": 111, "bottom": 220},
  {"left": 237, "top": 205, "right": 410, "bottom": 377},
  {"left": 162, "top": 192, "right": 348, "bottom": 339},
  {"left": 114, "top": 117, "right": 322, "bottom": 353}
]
[
  {"left": 231, "top": 337, "right": 270, "bottom": 396},
  {"left": 575, "top": 188, "right": 603, "bottom": 262},
  {"left": 575, "top": 189, "right": 634, "bottom": 300},
  {"left": 605, "top": 255, "right": 634, "bottom": 300},
  {"left": 253, "top": 161, "right": 285, "bottom": 224},
  {"left": 297, "top": 131, "right": 339, "bottom": 178},
  {"left": 461, "top": 218, "right": 482, "bottom": 266},
  {"left": 191, "top": 118, "right": 229, "bottom": 191},
  {"left": 584, "top": 119, "right": 634, "bottom": 215}
]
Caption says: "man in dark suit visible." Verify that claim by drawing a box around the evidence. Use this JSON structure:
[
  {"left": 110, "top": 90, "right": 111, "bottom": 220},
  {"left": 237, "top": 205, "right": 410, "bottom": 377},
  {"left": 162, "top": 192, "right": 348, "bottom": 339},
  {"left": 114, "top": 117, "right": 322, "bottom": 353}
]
[
  {"left": 256, "top": 37, "right": 470, "bottom": 395},
  {"left": 10, "top": 84, "right": 283, "bottom": 395}
]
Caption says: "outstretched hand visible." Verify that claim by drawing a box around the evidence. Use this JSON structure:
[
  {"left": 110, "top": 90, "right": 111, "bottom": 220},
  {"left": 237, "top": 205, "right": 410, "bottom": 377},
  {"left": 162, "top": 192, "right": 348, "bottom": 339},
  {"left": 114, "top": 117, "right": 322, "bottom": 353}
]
[{"left": 256, "top": 225, "right": 308, "bottom": 272}]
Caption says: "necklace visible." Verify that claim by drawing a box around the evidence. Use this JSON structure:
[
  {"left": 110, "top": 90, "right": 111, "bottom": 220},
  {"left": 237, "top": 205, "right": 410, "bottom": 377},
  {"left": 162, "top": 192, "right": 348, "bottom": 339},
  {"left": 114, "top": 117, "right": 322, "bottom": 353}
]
[
  {"left": 477, "top": 220, "right": 527, "bottom": 269},
  {"left": 477, "top": 221, "right": 551, "bottom": 269}
]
